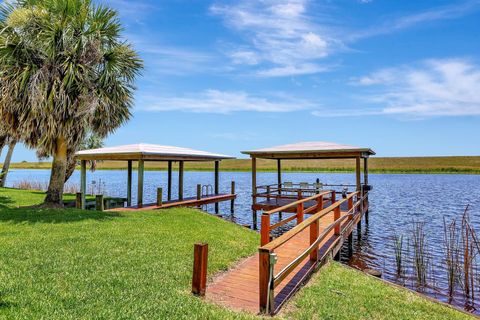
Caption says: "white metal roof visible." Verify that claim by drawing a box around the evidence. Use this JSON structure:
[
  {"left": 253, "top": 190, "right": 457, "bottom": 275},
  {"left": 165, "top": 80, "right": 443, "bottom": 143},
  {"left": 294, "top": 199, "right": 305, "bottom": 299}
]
[
  {"left": 76, "top": 143, "right": 234, "bottom": 161},
  {"left": 242, "top": 141, "right": 375, "bottom": 157}
]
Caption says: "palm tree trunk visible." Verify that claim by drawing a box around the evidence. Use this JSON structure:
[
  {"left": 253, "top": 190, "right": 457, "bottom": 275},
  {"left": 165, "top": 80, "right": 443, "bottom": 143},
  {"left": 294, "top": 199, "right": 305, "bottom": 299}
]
[
  {"left": 0, "top": 140, "right": 17, "bottom": 187},
  {"left": 0, "top": 135, "right": 7, "bottom": 159},
  {"left": 44, "top": 137, "right": 68, "bottom": 206}
]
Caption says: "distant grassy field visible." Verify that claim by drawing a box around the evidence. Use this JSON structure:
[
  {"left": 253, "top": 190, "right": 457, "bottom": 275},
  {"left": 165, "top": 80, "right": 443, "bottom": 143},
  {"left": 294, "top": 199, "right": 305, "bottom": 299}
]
[{"left": 10, "top": 156, "right": 480, "bottom": 174}]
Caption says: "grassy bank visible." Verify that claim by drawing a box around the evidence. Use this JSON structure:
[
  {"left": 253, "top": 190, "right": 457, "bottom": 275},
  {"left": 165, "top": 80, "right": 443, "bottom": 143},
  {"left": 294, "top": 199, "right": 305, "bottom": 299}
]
[
  {"left": 0, "top": 188, "right": 475, "bottom": 319},
  {"left": 10, "top": 156, "right": 480, "bottom": 174}
]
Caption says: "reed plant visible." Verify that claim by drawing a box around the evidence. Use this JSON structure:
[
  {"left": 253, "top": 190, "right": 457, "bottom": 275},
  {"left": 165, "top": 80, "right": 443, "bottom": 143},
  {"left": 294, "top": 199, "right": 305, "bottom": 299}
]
[
  {"left": 393, "top": 234, "right": 405, "bottom": 277},
  {"left": 443, "top": 216, "right": 461, "bottom": 297},
  {"left": 411, "top": 221, "right": 429, "bottom": 289}
]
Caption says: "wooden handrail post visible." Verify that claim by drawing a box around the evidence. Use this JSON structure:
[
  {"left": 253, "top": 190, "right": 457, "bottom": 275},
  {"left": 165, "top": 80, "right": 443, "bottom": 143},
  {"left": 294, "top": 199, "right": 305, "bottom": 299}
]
[
  {"left": 266, "top": 185, "right": 271, "bottom": 201},
  {"left": 334, "top": 207, "right": 341, "bottom": 235},
  {"left": 310, "top": 218, "right": 319, "bottom": 262},
  {"left": 196, "top": 184, "right": 202, "bottom": 200},
  {"left": 331, "top": 190, "right": 336, "bottom": 203},
  {"left": 75, "top": 192, "right": 83, "bottom": 209},
  {"left": 316, "top": 195, "right": 324, "bottom": 211},
  {"left": 192, "top": 243, "right": 208, "bottom": 296},
  {"left": 157, "top": 188, "right": 163, "bottom": 207},
  {"left": 95, "top": 195, "right": 104, "bottom": 211},
  {"left": 230, "top": 181, "right": 235, "bottom": 213},
  {"left": 297, "top": 202, "right": 304, "bottom": 224},
  {"left": 261, "top": 214, "right": 271, "bottom": 246},
  {"left": 259, "top": 250, "right": 276, "bottom": 314},
  {"left": 348, "top": 196, "right": 353, "bottom": 219}
]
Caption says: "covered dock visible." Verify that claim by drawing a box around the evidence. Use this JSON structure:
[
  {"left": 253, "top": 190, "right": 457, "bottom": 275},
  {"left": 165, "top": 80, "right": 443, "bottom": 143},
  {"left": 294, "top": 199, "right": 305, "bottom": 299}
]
[{"left": 75, "top": 143, "right": 236, "bottom": 211}]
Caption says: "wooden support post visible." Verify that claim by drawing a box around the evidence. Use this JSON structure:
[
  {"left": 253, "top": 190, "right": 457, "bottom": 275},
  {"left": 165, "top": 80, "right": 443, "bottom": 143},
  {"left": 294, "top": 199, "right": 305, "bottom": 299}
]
[
  {"left": 316, "top": 195, "right": 324, "bottom": 211},
  {"left": 261, "top": 214, "right": 271, "bottom": 246},
  {"left": 356, "top": 157, "right": 361, "bottom": 192},
  {"left": 167, "top": 161, "right": 172, "bottom": 201},
  {"left": 178, "top": 161, "right": 184, "bottom": 201},
  {"left": 348, "top": 233, "right": 353, "bottom": 257},
  {"left": 297, "top": 201, "right": 304, "bottom": 224},
  {"left": 214, "top": 161, "right": 219, "bottom": 214},
  {"left": 348, "top": 196, "right": 354, "bottom": 220},
  {"left": 277, "top": 159, "right": 281, "bottom": 193},
  {"left": 230, "top": 181, "right": 235, "bottom": 213},
  {"left": 137, "top": 160, "right": 144, "bottom": 208},
  {"left": 259, "top": 249, "right": 271, "bottom": 314},
  {"left": 334, "top": 206, "right": 341, "bottom": 235},
  {"left": 310, "top": 218, "right": 319, "bottom": 262},
  {"left": 80, "top": 160, "right": 87, "bottom": 210},
  {"left": 192, "top": 243, "right": 208, "bottom": 296},
  {"left": 157, "top": 188, "right": 163, "bottom": 207},
  {"left": 266, "top": 185, "right": 271, "bottom": 201},
  {"left": 75, "top": 192, "right": 82, "bottom": 209},
  {"left": 252, "top": 157, "right": 258, "bottom": 229},
  {"left": 331, "top": 190, "right": 336, "bottom": 204},
  {"left": 127, "top": 160, "right": 132, "bottom": 207},
  {"left": 196, "top": 184, "right": 202, "bottom": 200},
  {"left": 95, "top": 195, "right": 104, "bottom": 211},
  {"left": 363, "top": 157, "right": 370, "bottom": 222},
  {"left": 315, "top": 178, "right": 320, "bottom": 194}
]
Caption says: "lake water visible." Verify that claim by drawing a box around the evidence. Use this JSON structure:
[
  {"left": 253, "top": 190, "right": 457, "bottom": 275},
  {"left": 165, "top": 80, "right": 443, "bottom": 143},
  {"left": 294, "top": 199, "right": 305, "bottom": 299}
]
[{"left": 4, "top": 169, "right": 480, "bottom": 314}]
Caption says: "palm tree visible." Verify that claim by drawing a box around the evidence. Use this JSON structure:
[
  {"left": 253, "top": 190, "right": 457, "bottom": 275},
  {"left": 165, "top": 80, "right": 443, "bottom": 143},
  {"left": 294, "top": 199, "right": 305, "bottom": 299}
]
[
  {"left": 64, "top": 130, "right": 104, "bottom": 183},
  {"left": 0, "top": 139, "right": 17, "bottom": 187},
  {"left": 0, "top": 0, "right": 143, "bottom": 206}
]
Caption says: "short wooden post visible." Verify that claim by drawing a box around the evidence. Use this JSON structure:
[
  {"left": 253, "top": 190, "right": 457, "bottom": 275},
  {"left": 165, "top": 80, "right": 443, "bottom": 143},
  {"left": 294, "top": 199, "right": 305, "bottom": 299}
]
[
  {"left": 316, "top": 195, "right": 323, "bottom": 211},
  {"left": 192, "top": 243, "right": 208, "bottom": 296},
  {"left": 230, "top": 181, "right": 235, "bottom": 213},
  {"left": 261, "top": 214, "right": 271, "bottom": 246},
  {"left": 348, "top": 196, "right": 353, "bottom": 221},
  {"left": 310, "top": 218, "right": 319, "bottom": 262},
  {"left": 266, "top": 185, "right": 271, "bottom": 201},
  {"left": 334, "top": 206, "right": 341, "bottom": 235},
  {"left": 331, "top": 190, "right": 336, "bottom": 204},
  {"left": 297, "top": 202, "right": 304, "bottom": 224},
  {"left": 75, "top": 192, "right": 83, "bottom": 209},
  {"left": 95, "top": 195, "right": 104, "bottom": 211},
  {"left": 157, "top": 188, "right": 163, "bottom": 207},
  {"left": 196, "top": 184, "right": 202, "bottom": 200}
]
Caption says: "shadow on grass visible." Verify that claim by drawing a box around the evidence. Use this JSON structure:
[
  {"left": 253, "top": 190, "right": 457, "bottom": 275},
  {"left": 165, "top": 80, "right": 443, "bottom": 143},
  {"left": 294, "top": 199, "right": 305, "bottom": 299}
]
[
  {"left": 0, "top": 207, "right": 123, "bottom": 224},
  {"left": 0, "top": 196, "right": 15, "bottom": 209}
]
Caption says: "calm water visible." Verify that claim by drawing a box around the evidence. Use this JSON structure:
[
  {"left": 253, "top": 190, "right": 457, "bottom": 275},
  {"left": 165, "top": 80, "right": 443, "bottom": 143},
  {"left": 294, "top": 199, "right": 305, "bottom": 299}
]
[{"left": 5, "top": 169, "right": 480, "bottom": 314}]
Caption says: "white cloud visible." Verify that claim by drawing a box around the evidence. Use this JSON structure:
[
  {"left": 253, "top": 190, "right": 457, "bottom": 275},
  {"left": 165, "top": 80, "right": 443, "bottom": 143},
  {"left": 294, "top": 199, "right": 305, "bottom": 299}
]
[
  {"left": 139, "top": 90, "right": 314, "bottom": 113},
  {"left": 322, "top": 59, "right": 480, "bottom": 117},
  {"left": 210, "top": 0, "right": 338, "bottom": 77}
]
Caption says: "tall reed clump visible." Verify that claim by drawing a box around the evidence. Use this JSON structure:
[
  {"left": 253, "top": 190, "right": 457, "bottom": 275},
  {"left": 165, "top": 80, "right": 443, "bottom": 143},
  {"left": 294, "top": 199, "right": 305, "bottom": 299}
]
[
  {"left": 460, "top": 205, "right": 480, "bottom": 301},
  {"left": 393, "top": 234, "right": 405, "bottom": 277},
  {"left": 443, "top": 216, "right": 461, "bottom": 298},
  {"left": 411, "top": 221, "right": 429, "bottom": 289},
  {"left": 12, "top": 180, "right": 79, "bottom": 194}
]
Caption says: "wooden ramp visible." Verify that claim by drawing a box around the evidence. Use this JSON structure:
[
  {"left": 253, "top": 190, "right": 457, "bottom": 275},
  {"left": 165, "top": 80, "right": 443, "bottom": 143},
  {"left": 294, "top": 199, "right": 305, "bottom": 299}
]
[
  {"left": 107, "top": 194, "right": 236, "bottom": 212},
  {"left": 207, "top": 211, "right": 348, "bottom": 314},
  {"left": 205, "top": 190, "right": 368, "bottom": 315}
]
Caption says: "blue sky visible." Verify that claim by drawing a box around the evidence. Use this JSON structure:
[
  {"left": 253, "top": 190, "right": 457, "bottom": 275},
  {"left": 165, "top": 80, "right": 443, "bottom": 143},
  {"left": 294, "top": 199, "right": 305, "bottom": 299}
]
[{"left": 11, "top": 0, "right": 480, "bottom": 161}]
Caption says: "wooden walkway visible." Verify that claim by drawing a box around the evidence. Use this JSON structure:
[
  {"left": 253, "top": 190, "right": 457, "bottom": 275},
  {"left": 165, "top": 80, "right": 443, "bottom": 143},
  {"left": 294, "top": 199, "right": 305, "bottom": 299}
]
[
  {"left": 107, "top": 194, "right": 236, "bottom": 212},
  {"left": 206, "top": 210, "right": 351, "bottom": 314}
]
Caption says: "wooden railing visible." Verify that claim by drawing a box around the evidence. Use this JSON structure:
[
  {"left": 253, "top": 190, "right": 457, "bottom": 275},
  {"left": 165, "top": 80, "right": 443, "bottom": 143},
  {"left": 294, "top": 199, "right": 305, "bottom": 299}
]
[
  {"left": 260, "top": 190, "right": 334, "bottom": 246},
  {"left": 258, "top": 191, "right": 367, "bottom": 314}
]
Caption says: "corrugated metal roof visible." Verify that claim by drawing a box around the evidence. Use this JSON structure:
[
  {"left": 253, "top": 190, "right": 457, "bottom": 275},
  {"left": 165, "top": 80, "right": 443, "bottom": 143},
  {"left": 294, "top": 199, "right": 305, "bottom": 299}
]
[
  {"left": 242, "top": 141, "right": 375, "bottom": 156},
  {"left": 76, "top": 143, "right": 234, "bottom": 161}
]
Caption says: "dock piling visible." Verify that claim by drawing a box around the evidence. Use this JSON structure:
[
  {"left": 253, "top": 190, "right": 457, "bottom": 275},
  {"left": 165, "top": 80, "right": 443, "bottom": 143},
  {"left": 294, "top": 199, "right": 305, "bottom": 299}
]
[
  {"left": 95, "top": 195, "right": 104, "bottom": 211},
  {"left": 157, "top": 188, "right": 163, "bottom": 207},
  {"left": 230, "top": 181, "right": 235, "bottom": 213}
]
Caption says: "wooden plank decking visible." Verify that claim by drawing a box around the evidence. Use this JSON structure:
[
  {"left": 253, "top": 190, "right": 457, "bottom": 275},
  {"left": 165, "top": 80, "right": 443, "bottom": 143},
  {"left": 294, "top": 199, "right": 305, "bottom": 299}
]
[
  {"left": 206, "top": 210, "right": 350, "bottom": 314},
  {"left": 107, "top": 194, "right": 236, "bottom": 212}
]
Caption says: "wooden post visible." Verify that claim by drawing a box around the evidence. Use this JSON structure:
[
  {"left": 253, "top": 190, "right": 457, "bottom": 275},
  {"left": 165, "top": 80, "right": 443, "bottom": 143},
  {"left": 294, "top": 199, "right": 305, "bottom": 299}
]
[
  {"left": 157, "top": 187, "right": 163, "bottom": 207},
  {"left": 252, "top": 157, "right": 258, "bottom": 229},
  {"left": 127, "top": 160, "right": 132, "bottom": 207},
  {"left": 214, "top": 161, "right": 219, "bottom": 214},
  {"left": 316, "top": 195, "right": 324, "bottom": 211},
  {"left": 363, "top": 157, "right": 369, "bottom": 186},
  {"left": 75, "top": 192, "right": 82, "bottom": 209},
  {"left": 230, "top": 181, "right": 235, "bottom": 214},
  {"left": 266, "top": 185, "right": 271, "bottom": 201},
  {"left": 334, "top": 206, "right": 341, "bottom": 235},
  {"left": 315, "top": 178, "right": 320, "bottom": 194},
  {"left": 297, "top": 201, "right": 304, "bottom": 224},
  {"left": 178, "top": 161, "right": 184, "bottom": 201},
  {"left": 192, "top": 243, "right": 208, "bottom": 296},
  {"left": 331, "top": 190, "right": 336, "bottom": 204},
  {"left": 348, "top": 196, "right": 353, "bottom": 220},
  {"left": 95, "top": 195, "right": 104, "bottom": 211},
  {"left": 80, "top": 160, "right": 87, "bottom": 210},
  {"left": 167, "top": 160, "right": 172, "bottom": 201},
  {"left": 277, "top": 159, "right": 281, "bottom": 193},
  {"left": 310, "top": 218, "right": 319, "bottom": 262},
  {"left": 348, "top": 233, "right": 353, "bottom": 257},
  {"left": 259, "top": 249, "right": 270, "bottom": 314},
  {"left": 261, "top": 214, "right": 271, "bottom": 246},
  {"left": 196, "top": 184, "right": 202, "bottom": 200},
  {"left": 137, "top": 159, "right": 144, "bottom": 208},
  {"left": 356, "top": 157, "right": 361, "bottom": 192}
]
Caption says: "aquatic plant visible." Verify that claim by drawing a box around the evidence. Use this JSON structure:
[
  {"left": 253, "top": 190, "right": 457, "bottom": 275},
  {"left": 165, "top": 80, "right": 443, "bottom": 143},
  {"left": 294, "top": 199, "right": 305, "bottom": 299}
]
[
  {"left": 443, "top": 216, "right": 461, "bottom": 297},
  {"left": 393, "top": 234, "right": 405, "bottom": 277},
  {"left": 411, "top": 221, "right": 429, "bottom": 288}
]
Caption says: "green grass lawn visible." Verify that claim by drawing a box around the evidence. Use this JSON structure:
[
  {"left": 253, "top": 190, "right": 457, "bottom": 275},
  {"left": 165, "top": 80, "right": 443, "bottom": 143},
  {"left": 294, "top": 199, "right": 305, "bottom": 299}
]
[
  {"left": 286, "top": 262, "right": 473, "bottom": 320},
  {"left": 0, "top": 188, "right": 475, "bottom": 319}
]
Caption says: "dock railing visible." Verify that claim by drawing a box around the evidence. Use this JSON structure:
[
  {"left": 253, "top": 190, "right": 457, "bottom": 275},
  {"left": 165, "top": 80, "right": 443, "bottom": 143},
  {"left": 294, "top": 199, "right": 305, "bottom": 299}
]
[{"left": 258, "top": 191, "right": 367, "bottom": 314}]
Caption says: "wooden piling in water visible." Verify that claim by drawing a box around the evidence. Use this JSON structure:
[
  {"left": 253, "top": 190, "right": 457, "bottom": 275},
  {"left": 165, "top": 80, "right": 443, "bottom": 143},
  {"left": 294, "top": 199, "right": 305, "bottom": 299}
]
[
  {"left": 230, "top": 181, "right": 235, "bottom": 213},
  {"left": 157, "top": 188, "right": 163, "bottom": 207}
]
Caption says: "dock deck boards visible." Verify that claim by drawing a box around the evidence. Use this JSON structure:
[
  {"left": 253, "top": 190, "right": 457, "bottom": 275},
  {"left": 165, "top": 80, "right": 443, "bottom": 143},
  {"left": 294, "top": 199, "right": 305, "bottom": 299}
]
[
  {"left": 206, "top": 211, "right": 349, "bottom": 314},
  {"left": 107, "top": 194, "right": 236, "bottom": 212}
]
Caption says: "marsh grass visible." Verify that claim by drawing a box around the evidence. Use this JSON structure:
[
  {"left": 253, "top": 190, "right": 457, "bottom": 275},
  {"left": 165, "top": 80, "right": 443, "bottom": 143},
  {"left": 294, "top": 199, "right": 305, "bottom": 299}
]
[{"left": 411, "top": 221, "right": 430, "bottom": 289}]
